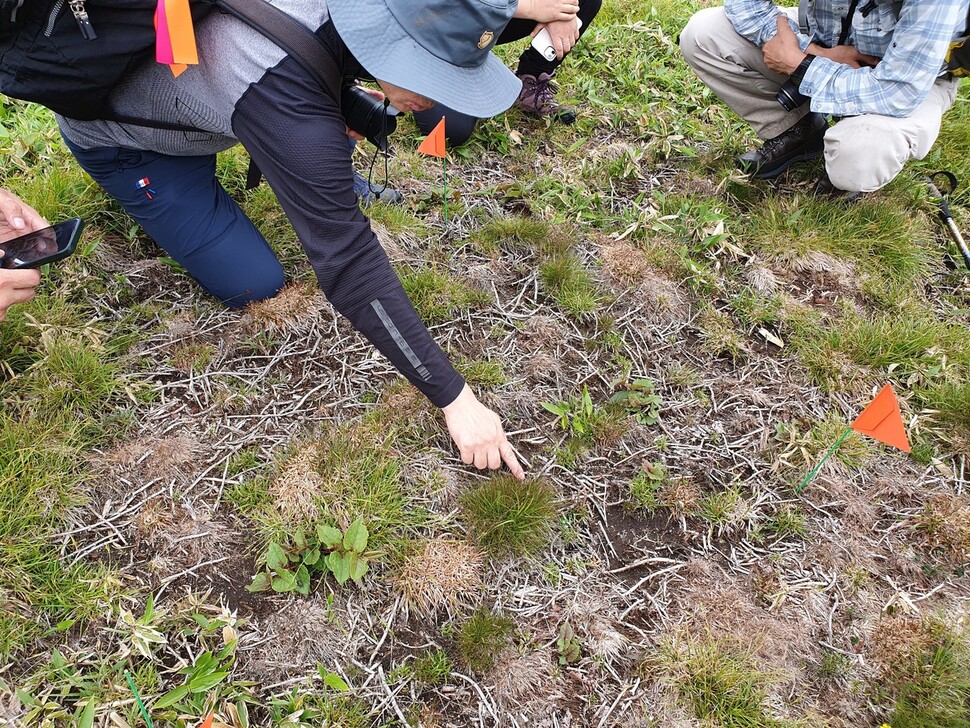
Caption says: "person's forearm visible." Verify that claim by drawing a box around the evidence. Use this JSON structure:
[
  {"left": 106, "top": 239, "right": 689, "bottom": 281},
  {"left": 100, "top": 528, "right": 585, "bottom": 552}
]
[
  {"left": 340, "top": 281, "right": 466, "bottom": 408},
  {"left": 798, "top": 0, "right": 961, "bottom": 117},
  {"left": 512, "top": 0, "right": 578, "bottom": 23}
]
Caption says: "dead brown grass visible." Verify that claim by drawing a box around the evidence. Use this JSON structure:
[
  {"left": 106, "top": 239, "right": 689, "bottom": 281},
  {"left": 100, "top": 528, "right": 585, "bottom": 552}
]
[
  {"left": 243, "top": 281, "right": 323, "bottom": 335},
  {"left": 914, "top": 494, "right": 970, "bottom": 561},
  {"left": 268, "top": 442, "right": 323, "bottom": 523},
  {"left": 394, "top": 538, "right": 484, "bottom": 617}
]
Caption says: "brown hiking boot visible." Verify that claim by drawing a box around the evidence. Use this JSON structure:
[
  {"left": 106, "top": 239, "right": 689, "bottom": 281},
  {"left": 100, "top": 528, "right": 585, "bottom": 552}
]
[{"left": 516, "top": 72, "right": 576, "bottom": 124}]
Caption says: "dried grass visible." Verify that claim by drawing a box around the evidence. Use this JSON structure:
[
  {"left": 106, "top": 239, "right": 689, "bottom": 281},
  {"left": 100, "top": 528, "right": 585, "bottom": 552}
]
[{"left": 394, "top": 538, "right": 483, "bottom": 617}]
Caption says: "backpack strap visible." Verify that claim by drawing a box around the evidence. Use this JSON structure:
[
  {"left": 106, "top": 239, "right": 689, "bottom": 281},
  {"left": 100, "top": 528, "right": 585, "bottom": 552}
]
[
  {"left": 111, "top": 0, "right": 347, "bottom": 187},
  {"left": 798, "top": 0, "right": 809, "bottom": 35},
  {"left": 215, "top": 0, "right": 342, "bottom": 103},
  {"left": 215, "top": 0, "right": 346, "bottom": 188}
]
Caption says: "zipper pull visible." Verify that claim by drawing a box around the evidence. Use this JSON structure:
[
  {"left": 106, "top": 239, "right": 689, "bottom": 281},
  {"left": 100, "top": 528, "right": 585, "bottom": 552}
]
[{"left": 69, "top": 0, "right": 97, "bottom": 39}]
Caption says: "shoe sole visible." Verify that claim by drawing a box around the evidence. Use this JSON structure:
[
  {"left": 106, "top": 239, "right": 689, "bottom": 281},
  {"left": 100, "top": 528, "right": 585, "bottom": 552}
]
[{"left": 747, "top": 147, "right": 824, "bottom": 180}]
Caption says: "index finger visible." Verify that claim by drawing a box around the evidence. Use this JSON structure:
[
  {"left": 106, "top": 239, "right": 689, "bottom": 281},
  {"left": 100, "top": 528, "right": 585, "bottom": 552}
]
[
  {"left": 0, "top": 190, "right": 47, "bottom": 232},
  {"left": 501, "top": 443, "right": 525, "bottom": 481}
]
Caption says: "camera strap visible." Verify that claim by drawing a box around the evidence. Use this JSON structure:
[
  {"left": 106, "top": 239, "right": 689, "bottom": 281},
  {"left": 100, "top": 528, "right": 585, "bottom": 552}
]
[{"left": 839, "top": 0, "right": 863, "bottom": 45}]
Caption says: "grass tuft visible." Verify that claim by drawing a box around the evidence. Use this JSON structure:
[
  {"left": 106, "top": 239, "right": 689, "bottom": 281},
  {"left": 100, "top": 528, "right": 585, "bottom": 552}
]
[
  {"left": 664, "top": 633, "right": 801, "bottom": 727},
  {"left": 455, "top": 607, "right": 515, "bottom": 673},
  {"left": 873, "top": 616, "right": 970, "bottom": 728},
  {"left": 460, "top": 476, "right": 558, "bottom": 556},
  {"left": 400, "top": 266, "right": 488, "bottom": 323}
]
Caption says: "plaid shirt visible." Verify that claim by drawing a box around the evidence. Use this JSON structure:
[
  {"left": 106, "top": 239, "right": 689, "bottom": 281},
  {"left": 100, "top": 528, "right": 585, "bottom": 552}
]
[{"left": 725, "top": 0, "right": 968, "bottom": 116}]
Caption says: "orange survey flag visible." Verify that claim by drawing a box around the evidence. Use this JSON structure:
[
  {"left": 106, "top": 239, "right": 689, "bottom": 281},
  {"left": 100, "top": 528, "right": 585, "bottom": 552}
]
[
  {"left": 850, "top": 384, "right": 911, "bottom": 453},
  {"left": 156, "top": 0, "right": 199, "bottom": 77},
  {"left": 417, "top": 118, "right": 447, "bottom": 158}
]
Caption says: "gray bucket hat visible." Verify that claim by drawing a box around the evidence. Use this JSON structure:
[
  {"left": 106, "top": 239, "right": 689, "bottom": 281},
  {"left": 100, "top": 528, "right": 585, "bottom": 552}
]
[{"left": 329, "top": 0, "right": 522, "bottom": 119}]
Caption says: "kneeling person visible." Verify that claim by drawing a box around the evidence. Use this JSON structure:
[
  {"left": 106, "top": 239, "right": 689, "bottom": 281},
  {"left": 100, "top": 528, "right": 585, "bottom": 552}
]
[
  {"left": 57, "top": 0, "right": 526, "bottom": 478},
  {"left": 680, "top": 0, "right": 968, "bottom": 194}
]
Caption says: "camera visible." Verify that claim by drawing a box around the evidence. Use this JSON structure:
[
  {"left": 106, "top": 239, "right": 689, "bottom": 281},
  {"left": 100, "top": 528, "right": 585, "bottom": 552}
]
[
  {"left": 776, "top": 77, "right": 810, "bottom": 112},
  {"left": 341, "top": 85, "right": 400, "bottom": 151}
]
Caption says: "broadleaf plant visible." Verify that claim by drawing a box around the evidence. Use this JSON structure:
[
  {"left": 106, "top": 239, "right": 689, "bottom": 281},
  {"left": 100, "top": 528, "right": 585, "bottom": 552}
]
[{"left": 248, "top": 518, "right": 373, "bottom": 595}]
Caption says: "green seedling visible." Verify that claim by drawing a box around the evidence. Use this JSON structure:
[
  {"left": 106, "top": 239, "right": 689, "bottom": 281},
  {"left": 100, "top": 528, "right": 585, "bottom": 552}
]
[
  {"left": 248, "top": 518, "right": 373, "bottom": 595},
  {"left": 557, "top": 622, "right": 582, "bottom": 665},
  {"left": 610, "top": 378, "right": 662, "bottom": 425}
]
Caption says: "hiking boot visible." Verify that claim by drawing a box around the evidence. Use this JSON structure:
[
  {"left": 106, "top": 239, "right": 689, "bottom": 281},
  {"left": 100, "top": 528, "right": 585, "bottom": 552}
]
[
  {"left": 353, "top": 170, "right": 403, "bottom": 206},
  {"left": 813, "top": 171, "right": 863, "bottom": 203},
  {"left": 737, "top": 112, "right": 827, "bottom": 179},
  {"left": 516, "top": 72, "right": 576, "bottom": 124}
]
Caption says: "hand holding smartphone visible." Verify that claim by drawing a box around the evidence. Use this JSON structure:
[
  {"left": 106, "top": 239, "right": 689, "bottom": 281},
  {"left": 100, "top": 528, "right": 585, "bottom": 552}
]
[
  {"left": 531, "top": 16, "right": 582, "bottom": 62},
  {"left": 0, "top": 217, "right": 84, "bottom": 269}
]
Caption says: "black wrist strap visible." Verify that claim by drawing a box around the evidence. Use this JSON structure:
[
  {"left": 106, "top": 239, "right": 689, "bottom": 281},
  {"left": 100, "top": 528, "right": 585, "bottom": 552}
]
[{"left": 791, "top": 54, "right": 816, "bottom": 87}]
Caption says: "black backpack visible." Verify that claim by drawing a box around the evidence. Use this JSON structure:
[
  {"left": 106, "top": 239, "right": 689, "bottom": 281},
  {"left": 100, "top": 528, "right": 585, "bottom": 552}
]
[
  {"left": 945, "top": 7, "right": 970, "bottom": 77},
  {"left": 0, "top": 0, "right": 217, "bottom": 120},
  {"left": 0, "top": 0, "right": 340, "bottom": 122}
]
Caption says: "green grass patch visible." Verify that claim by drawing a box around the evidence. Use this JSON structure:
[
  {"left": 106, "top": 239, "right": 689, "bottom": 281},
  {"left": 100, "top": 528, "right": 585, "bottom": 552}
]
[
  {"left": 874, "top": 617, "right": 970, "bottom": 728},
  {"left": 460, "top": 476, "right": 558, "bottom": 556},
  {"left": 236, "top": 420, "right": 429, "bottom": 562},
  {"left": 664, "top": 634, "right": 808, "bottom": 727},
  {"left": 400, "top": 266, "right": 488, "bottom": 323},
  {"left": 455, "top": 607, "right": 515, "bottom": 673}
]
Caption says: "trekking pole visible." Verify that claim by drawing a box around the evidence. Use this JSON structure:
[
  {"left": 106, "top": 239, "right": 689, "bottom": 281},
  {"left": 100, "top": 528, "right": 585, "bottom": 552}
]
[{"left": 926, "top": 171, "right": 970, "bottom": 270}]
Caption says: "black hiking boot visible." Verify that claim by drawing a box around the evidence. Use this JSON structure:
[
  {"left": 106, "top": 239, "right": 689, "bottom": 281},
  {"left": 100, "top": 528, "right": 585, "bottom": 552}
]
[{"left": 737, "top": 112, "right": 827, "bottom": 179}]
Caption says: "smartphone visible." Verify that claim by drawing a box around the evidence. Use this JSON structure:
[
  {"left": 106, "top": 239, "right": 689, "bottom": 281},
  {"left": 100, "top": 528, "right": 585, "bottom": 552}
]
[
  {"left": 531, "top": 17, "right": 582, "bottom": 62},
  {"left": 0, "top": 217, "right": 84, "bottom": 269}
]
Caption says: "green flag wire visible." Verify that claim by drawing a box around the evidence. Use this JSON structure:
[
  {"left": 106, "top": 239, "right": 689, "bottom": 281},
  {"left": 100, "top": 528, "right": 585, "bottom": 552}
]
[
  {"left": 442, "top": 154, "right": 448, "bottom": 227},
  {"left": 797, "top": 427, "right": 852, "bottom": 494},
  {"left": 124, "top": 670, "right": 155, "bottom": 728}
]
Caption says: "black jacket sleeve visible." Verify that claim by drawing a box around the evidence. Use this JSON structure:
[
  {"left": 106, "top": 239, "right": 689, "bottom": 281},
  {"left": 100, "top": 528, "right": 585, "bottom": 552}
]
[{"left": 231, "top": 37, "right": 465, "bottom": 407}]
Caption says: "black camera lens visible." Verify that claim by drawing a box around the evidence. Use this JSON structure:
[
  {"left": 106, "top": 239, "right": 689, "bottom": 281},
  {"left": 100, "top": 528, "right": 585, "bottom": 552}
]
[
  {"left": 341, "top": 85, "right": 398, "bottom": 150},
  {"left": 776, "top": 78, "right": 809, "bottom": 112}
]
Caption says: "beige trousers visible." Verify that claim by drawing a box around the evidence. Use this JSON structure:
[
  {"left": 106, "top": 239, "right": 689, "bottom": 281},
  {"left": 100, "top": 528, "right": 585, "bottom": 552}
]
[{"left": 679, "top": 6, "right": 961, "bottom": 192}]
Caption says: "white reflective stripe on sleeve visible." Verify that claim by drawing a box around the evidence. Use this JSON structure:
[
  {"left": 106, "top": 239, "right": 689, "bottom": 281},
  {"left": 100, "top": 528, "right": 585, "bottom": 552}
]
[{"left": 370, "top": 299, "right": 433, "bottom": 382}]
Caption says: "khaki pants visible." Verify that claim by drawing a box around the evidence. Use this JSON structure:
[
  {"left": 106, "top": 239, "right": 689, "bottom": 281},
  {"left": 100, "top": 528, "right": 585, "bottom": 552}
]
[{"left": 679, "top": 6, "right": 961, "bottom": 192}]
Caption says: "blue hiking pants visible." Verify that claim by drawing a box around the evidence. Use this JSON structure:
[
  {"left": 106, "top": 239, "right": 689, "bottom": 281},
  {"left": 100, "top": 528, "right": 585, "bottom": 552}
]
[{"left": 64, "top": 140, "right": 285, "bottom": 308}]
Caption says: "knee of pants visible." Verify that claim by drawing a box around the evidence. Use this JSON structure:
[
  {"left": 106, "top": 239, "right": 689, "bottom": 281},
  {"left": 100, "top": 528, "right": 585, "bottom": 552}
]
[
  {"left": 180, "top": 245, "right": 286, "bottom": 308},
  {"left": 208, "top": 265, "right": 286, "bottom": 309},
  {"left": 678, "top": 7, "right": 724, "bottom": 67},
  {"left": 824, "top": 123, "right": 910, "bottom": 193}
]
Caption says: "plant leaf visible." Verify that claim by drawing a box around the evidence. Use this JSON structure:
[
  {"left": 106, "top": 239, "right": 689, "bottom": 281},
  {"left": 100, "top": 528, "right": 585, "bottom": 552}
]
[
  {"left": 78, "top": 699, "right": 96, "bottom": 728},
  {"left": 317, "top": 524, "right": 343, "bottom": 549},
  {"left": 235, "top": 700, "right": 250, "bottom": 728},
  {"left": 328, "top": 552, "right": 352, "bottom": 585},
  {"left": 246, "top": 572, "right": 271, "bottom": 593},
  {"left": 189, "top": 671, "right": 229, "bottom": 693},
  {"left": 303, "top": 547, "right": 321, "bottom": 567},
  {"left": 271, "top": 569, "right": 297, "bottom": 592},
  {"left": 348, "top": 552, "right": 369, "bottom": 583},
  {"left": 344, "top": 518, "right": 368, "bottom": 553},
  {"left": 295, "top": 564, "right": 311, "bottom": 596},
  {"left": 153, "top": 684, "right": 189, "bottom": 710},
  {"left": 323, "top": 672, "right": 350, "bottom": 692},
  {"left": 266, "top": 542, "right": 287, "bottom": 571}
]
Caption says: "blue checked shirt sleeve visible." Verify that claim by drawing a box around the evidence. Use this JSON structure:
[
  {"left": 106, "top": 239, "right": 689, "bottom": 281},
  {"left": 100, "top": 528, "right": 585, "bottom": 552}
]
[
  {"left": 724, "top": 0, "right": 812, "bottom": 49},
  {"left": 800, "top": 0, "right": 966, "bottom": 117}
]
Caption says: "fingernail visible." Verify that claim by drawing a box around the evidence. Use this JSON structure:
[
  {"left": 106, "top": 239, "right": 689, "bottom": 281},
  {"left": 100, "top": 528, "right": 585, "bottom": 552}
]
[{"left": 13, "top": 217, "right": 24, "bottom": 228}]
